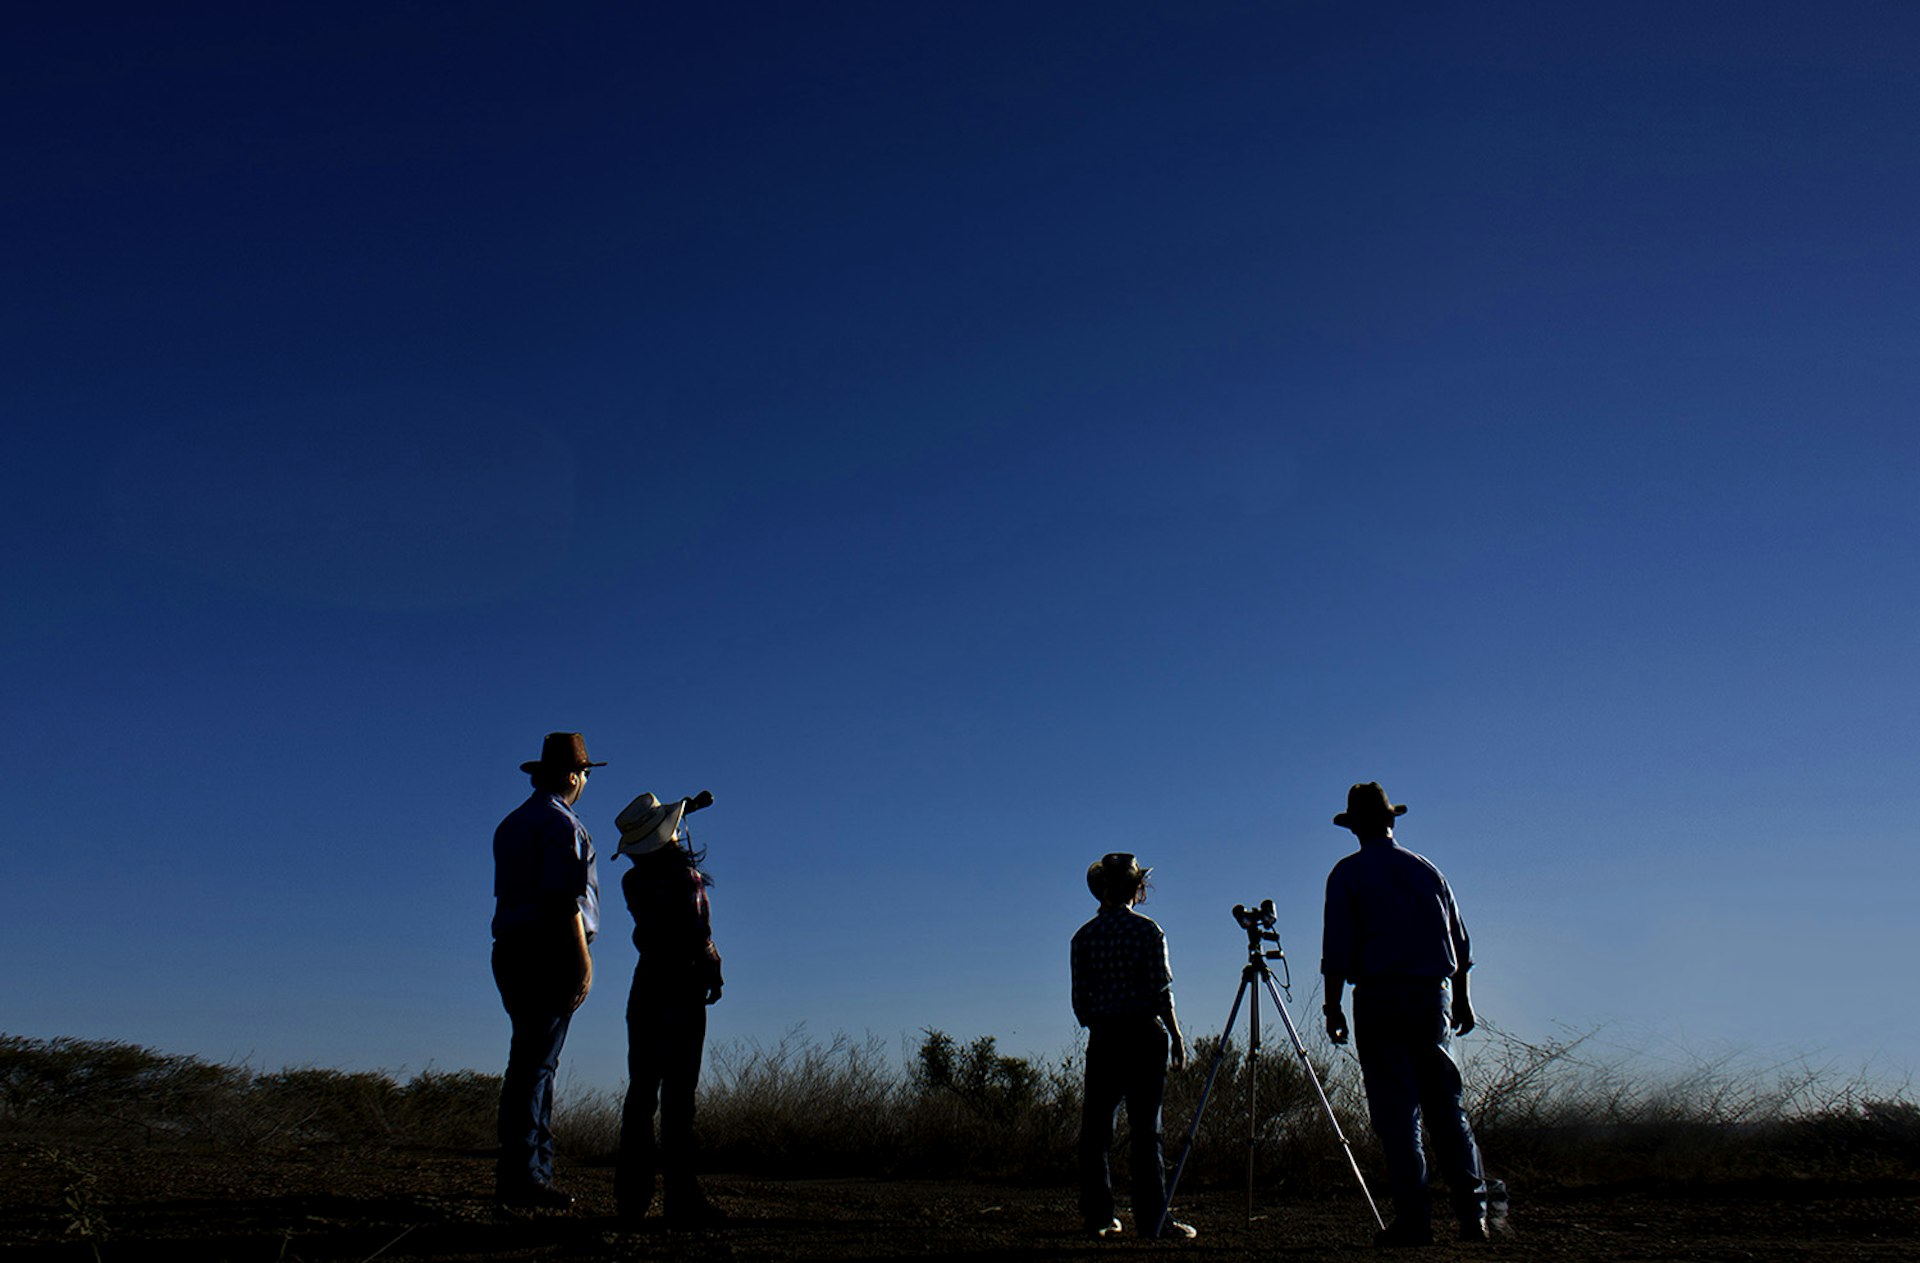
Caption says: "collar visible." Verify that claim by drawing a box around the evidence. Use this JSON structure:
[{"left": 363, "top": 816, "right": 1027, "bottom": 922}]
[{"left": 540, "top": 792, "right": 587, "bottom": 829}]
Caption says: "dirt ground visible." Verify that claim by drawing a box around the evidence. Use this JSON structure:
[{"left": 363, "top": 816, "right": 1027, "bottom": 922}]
[{"left": 3, "top": 1141, "right": 1916, "bottom": 1262}]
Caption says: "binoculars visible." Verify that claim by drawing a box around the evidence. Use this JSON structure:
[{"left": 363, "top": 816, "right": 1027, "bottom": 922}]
[{"left": 1231, "top": 899, "right": 1278, "bottom": 932}]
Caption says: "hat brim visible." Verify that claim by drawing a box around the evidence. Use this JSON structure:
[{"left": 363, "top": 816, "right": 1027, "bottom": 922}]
[
  {"left": 616, "top": 796, "right": 688, "bottom": 859},
  {"left": 1333, "top": 804, "right": 1407, "bottom": 828}
]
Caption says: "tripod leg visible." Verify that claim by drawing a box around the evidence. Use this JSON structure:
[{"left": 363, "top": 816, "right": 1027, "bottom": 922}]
[
  {"left": 1247, "top": 975, "right": 1260, "bottom": 1223},
  {"left": 1260, "top": 973, "right": 1387, "bottom": 1232},
  {"left": 1155, "top": 974, "right": 1250, "bottom": 1238}
]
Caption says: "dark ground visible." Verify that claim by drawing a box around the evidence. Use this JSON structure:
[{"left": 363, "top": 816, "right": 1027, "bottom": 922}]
[{"left": 3, "top": 1141, "right": 1916, "bottom": 1262}]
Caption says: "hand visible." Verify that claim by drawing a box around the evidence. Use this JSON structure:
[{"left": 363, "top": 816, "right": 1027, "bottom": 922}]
[
  {"left": 1324, "top": 1004, "right": 1349, "bottom": 1045},
  {"left": 568, "top": 965, "right": 593, "bottom": 1013},
  {"left": 1170, "top": 1037, "right": 1188, "bottom": 1072},
  {"left": 687, "top": 789, "right": 715, "bottom": 811},
  {"left": 1451, "top": 995, "right": 1476, "bottom": 1037}
]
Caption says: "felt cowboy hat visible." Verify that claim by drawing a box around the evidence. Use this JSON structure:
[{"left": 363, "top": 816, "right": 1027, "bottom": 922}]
[
  {"left": 1333, "top": 781, "right": 1407, "bottom": 828},
  {"left": 518, "top": 731, "right": 608, "bottom": 775},
  {"left": 1086, "top": 852, "right": 1151, "bottom": 901},
  {"left": 615, "top": 792, "right": 687, "bottom": 859}
]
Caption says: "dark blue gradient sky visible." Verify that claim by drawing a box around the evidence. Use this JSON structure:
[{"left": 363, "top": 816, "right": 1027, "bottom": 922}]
[{"left": 5, "top": 2, "right": 1917, "bottom": 1091}]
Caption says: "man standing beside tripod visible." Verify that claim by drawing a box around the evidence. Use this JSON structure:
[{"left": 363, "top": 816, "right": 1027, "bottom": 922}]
[{"left": 1321, "top": 782, "right": 1489, "bottom": 1247}]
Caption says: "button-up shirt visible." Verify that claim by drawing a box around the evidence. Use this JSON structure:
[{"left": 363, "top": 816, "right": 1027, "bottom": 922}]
[
  {"left": 491, "top": 792, "right": 599, "bottom": 941},
  {"left": 1321, "top": 834, "right": 1470, "bottom": 985},
  {"left": 1071, "top": 905, "right": 1173, "bottom": 1025}
]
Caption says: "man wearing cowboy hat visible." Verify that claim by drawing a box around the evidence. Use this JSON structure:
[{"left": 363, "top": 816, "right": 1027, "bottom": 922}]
[
  {"left": 612, "top": 787, "right": 723, "bottom": 1226},
  {"left": 490, "top": 731, "right": 605, "bottom": 1210},
  {"left": 1070, "top": 852, "right": 1195, "bottom": 1241},
  {"left": 1320, "top": 782, "right": 1488, "bottom": 1247}
]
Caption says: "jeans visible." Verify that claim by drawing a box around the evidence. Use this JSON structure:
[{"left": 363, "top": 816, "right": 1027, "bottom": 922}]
[
  {"left": 1078, "top": 1016, "right": 1170, "bottom": 1230},
  {"left": 1353, "top": 978, "right": 1486, "bottom": 1227},
  {"left": 616, "top": 972, "right": 709, "bottom": 1213},
  {"left": 493, "top": 938, "right": 575, "bottom": 1189}
]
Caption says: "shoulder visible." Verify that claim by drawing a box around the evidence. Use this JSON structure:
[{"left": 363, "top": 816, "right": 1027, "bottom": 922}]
[
  {"left": 1327, "top": 851, "right": 1362, "bottom": 882},
  {"left": 528, "top": 798, "right": 582, "bottom": 841},
  {"left": 496, "top": 794, "right": 548, "bottom": 836},
  {"left": 1397, "top": 845, "right": 1448, "bottom": 881}
]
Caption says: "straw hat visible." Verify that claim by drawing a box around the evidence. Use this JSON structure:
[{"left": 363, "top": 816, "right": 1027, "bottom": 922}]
[{"left": 615, "top": 792, "right": 687, "bottom": 859}]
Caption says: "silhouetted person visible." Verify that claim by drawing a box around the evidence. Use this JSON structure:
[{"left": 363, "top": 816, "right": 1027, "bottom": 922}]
[
  {"left": 491, "top": 732, "right": 603, "bottom": 1210},
  {"left": 612, "top": 789, "right": 724, "bottom": 1226},
  {"left": 1320, "top": 782, "right": 1488, "bottom": 1247},
  {"left": 1071, "top": 853, "right": 1195, "bottom": 1241}
]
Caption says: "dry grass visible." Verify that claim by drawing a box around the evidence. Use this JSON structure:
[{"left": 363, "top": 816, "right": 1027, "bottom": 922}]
[{"left": 4, "top": 1027, "right": 1914, "bottom": 1193}]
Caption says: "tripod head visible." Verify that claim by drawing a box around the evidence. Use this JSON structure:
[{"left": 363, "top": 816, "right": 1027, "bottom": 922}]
[{"left": 1230, "top": 899, "right": 1284, "bottom": 962}]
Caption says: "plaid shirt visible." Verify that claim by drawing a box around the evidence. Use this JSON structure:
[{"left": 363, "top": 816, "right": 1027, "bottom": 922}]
[{"left": 1070, "top": 905, "right": 1173, "bottom": 1025}]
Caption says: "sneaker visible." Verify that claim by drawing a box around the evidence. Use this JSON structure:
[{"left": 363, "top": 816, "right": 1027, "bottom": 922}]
[
  {"left": 496, "top": 1181, "right": 574, "bottom": 1211},
  {"left": 1087, "top": 1217, "right": 1124, "bottom": 1238},
  {"left": 1374, "top": 1218, "right": 1434, "bottom": 1248},
  {"left": 1150, "top": 1219, "right": 1198, "bottom": 1240}
]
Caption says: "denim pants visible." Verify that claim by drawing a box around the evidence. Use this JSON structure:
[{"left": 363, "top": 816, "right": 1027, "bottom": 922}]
[
  {"left": 1078, "top": 1016, "right": 1170, "bottom": 1229},
  {"left": 616, "top": 972, "right": 709, "bottom": 1212},
  {"left": 1353, "top": 978, "right": 1486, "bottom": 1226},
  {"left": 493, "top": 938, "right": 575, "bottom": 1189}
]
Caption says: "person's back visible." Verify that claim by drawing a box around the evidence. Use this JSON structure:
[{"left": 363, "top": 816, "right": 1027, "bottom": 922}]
[
  {"left": 1071, "top": 904, "right": 1170, "bottom": 1026},
  {"left": 621, "top": 843, "right": 721, "bottom": 991},
  {"left": 1321, "top": 837, "right": 1468, "bottom": 987},
  {"left": 612, "top": 789, "right": 724, "bottom": 1227},
  {"left": 1318, "top": 782, "right": 1488, "bottom": 1247},
  {"left": 491, "top": 732, "right": 604, "bottom": 1212},
  {"left": 1070, "top": 853, "right": 1193, "bottom": 1241}
]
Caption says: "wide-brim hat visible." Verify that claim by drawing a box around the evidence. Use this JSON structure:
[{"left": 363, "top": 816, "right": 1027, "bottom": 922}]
[
  {"left": 616, "top": 792, "right": 686, "bottom": 859},
  {"left": 1333, "top": 781, "right": 1407, "bottom": 828},
  {"left": 519, "top": 731, "right": 608, "bottom": 775},
  {"left": 1086, "top": 852, "right": 1151, "bottom": 901}
]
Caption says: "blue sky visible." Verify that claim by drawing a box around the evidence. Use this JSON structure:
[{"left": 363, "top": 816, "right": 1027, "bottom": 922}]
[{"left": 4, "top": 3, "right": 1917, "bottom": 1095}]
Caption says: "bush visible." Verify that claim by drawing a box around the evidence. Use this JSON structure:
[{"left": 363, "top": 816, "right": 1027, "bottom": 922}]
[
  {"left": 0, "top": 1035, "right": 498, "bottom": 1150},
  {"left": 3, "top": 1027, "right": 1913, "bottom": 1192}
]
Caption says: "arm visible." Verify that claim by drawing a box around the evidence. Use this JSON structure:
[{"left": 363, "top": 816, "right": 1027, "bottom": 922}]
[
  {"left": 1322, "top": 867, "right": 1352, "bottom": 1044},
  {"left": 1157, "top": 991, "right": 1187, "bottom": 1070},
  {"left": 1450, "top": 965, "right": 1474, "bottom": 1036},
  {"left": 1443, "top": 874, "right": 1474, "bottom": 1035},
  {"left": 1323, "top": 973, "right": 1349, "bottom": 1045},
  {"left": 566, "top": 908, "right": 593, "bottom": 1012}
]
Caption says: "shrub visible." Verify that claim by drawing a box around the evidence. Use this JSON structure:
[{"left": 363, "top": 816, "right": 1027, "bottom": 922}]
[
  {"left": 0, "top": 1035, "right": 497, "bottom": 1150},
  {"left": 2, "top": 1027, "right": 1913, "bottom": 1193}
]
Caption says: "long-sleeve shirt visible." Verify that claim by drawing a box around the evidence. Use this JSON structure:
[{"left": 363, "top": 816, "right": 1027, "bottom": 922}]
[
  {"left": 622, "top": 847, "right": 723, "bottom": 992},
  {"left": 492, "top": 792, "right": 599, "bottom": 941},
  {"left": 1321, "top": 834, "right": 1471, "bottom": 985}
]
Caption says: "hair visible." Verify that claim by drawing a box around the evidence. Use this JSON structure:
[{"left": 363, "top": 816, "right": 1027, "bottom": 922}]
[
  {"left": 635, "top": 837, "right": 714, "bottom": 886},
  {"left": 679, "top": 835, "right": 712, "bottom": 883},
  {"left": 529, "top": 766, "right": 578, "bottom": 796},
  {"left": 1104, "top": 868, "right": 1146, "bottom": 907}
]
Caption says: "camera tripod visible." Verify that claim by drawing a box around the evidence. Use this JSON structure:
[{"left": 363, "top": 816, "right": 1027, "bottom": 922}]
[{"left": 1155, "top": 900, "right": 1384, "bottom": 1235}]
